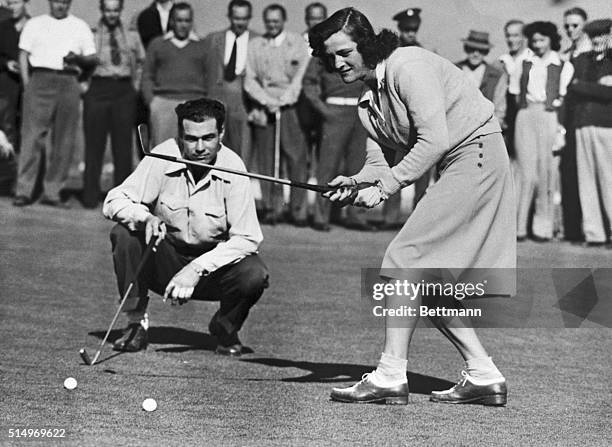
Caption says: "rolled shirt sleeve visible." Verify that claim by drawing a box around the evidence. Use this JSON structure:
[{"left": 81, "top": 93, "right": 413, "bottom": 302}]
[{"left": 103, "top": 155, "right": 163, "bottom": 230}]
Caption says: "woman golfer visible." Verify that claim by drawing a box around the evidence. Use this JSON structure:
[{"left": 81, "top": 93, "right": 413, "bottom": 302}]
[{"left": 309, "top": 8, "right": 516, "bottom": 405}]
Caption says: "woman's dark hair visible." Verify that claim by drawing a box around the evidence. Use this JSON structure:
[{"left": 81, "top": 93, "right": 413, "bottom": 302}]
[
  {"left": 175, "top": 98, "right": 226, "bottom": 134},
  {"left": 524, "top": 21, "right": 561, "bottom": 52},
  {"left": 309, "top": 7, "right": 399, "bottom": 71}
]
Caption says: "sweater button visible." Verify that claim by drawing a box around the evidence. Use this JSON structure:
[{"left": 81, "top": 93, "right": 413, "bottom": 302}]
[{"left": 477, "top": 163, "right": 482, "bottom": 168}]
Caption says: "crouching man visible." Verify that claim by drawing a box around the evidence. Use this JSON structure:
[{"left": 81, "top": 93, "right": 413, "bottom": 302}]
[{"left": 103, "top": 98, "right": 268, "bottom": 356}]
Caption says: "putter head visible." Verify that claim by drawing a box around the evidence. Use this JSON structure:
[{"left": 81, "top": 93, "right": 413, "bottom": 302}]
[
  {"left": 79, "top": 348, "right": 92, "bottom": 365},
  {"left": 137, "top": 124, "right": 151, "bottom": 156}
]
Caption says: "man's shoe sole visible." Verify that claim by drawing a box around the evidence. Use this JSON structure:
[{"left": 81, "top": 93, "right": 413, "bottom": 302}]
[
  {"left": 330, "top": 395, "right": 408, "bottom": 405},
  {"left": 430, "top": 393, "right": 506, "bottom": 406}
]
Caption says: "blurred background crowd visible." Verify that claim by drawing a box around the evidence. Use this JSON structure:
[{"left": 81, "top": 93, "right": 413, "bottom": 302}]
[{"left": 0, "top": 0, "right": 610, "bottom": 246}]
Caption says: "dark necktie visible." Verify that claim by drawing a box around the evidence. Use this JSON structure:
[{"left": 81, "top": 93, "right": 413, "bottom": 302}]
[
  {"left": 225, "top": 37, "right": 237, "bottom": 81},
  {"left": 110, "top": 28, "right": 121, "bottom": 66}
]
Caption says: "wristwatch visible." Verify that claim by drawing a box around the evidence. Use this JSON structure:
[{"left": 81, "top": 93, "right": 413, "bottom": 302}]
[{"left": 190, "top": 262, "right": 208, "bottom": 277}]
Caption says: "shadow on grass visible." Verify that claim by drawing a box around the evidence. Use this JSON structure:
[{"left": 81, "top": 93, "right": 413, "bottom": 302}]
[
  {"left": 88, "top": 326, "right": 248, "bottom": 353},
  {"left": 241, "top": 358, "right": 455, "bottom": 394}
]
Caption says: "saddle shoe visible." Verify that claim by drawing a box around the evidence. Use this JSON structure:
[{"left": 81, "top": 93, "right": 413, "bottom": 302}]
[
  {"left": 430, "top": 371, "right": 507, "bottom": 406},
  {"left": 330, "top": 372, "right": 409, "bottom": 405}
]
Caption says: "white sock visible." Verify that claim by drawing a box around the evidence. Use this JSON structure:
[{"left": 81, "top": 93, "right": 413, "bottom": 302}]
[
  {"left": 127, "top": 310, "right": 149, "bottom": 330},
  {"left": 371, "top": 352, "right": 408, "bottom": 386},
  {"left": 465, "top": 356, "right": 504, "bottom": 381}
]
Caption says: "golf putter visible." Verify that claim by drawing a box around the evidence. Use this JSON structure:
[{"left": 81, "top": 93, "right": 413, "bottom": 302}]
[
  {"left": 136, "top": 124, "right": 357, "bottom": 193},
  {"left": 80, "top": 240, "right": 157, "bottom": 366}
]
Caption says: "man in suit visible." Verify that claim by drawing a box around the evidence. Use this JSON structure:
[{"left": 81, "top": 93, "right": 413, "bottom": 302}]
[
  {"left": 132, "top": 0, "right": 174, "bottom": 131},
  {"left": 456, "top": 30, "right": 507, "bottom": 127},
  {"left": 202, "top": 0, "right": 255, "bottom": 163},
  {"left": 244, "top": 4, "right": 310, "bottom": 225},
  {"left": 135, "top": 0, "right": 173, "bottom": 49}
]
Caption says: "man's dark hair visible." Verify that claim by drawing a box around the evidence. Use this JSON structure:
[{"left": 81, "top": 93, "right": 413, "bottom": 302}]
[
  {"left": 263, "top": 4, "right": 287, "bottom": 21},
  {"left": 563, "top": 7, "right": 587, "bottom": 21},
  {"left": 524, "top": 21, "right": 562, "bottom": 51},
  {"left": 99, "top": 0, "right": 124, "bottom": 10},
  {"left": 504, "top": 19, "right": 524, "bottom": 32},
  {"left": 305, "top": 2, "right": 327, "bottom": 18},
  {"left": 227, "top": 0, "right": 252, "bottom": 18},
  {"left": 169, "top": 2, "right": 193, "bottom": 21},
  {"left": 175, "top": 98, "right": 226, "bottom": 134},
  {"left": 309, "top": 7, "right": 399, "bottom": 71}
]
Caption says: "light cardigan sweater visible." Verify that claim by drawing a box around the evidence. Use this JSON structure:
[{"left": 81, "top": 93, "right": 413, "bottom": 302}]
[{"left": 353, "top": 47, "right": 500, "bottom": 195}]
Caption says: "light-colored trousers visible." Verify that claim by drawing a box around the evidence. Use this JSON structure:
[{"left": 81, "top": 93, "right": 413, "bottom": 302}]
[
  {"left": 149, "top": 96, "right": 184, "bottom": 146},
  {"left": 576, "top": 126, "right": 612, "bottom": 243},
  {"left": 514, "top": 103, "right": 559, "bottom": 239},
  {"left": 17, "top": 71, "right": 80, "bottom": 200}
]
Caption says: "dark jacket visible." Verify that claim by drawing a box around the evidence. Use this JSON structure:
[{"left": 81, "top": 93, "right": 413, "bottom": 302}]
[
  {"left": 518, "top": 59, "right": 564, "bottom": 111},
  {"left": 567, "top": 50, "right": 612, "bottom": 128},
  {"left": 136, "top": 2, "right": 164, "bottom": 49},
  {"left": 455, "top": 60, "right": 504, "bottom": 101},
  {"left": 0, "top": 18, "right": 22, "bottom": 91}
]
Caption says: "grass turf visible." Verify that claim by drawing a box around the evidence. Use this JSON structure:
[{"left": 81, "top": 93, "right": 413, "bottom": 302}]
[{"left": 0, "top": 197, "right": 610, "bottom": 446}]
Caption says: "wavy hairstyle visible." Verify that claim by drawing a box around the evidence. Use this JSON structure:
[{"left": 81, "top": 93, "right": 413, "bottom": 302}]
[
  {"left": 524, "top": 21, "right": 561, "bottom": 52},
  {"left": 309, "top": 7, "right": 399, "bottom": 71}
]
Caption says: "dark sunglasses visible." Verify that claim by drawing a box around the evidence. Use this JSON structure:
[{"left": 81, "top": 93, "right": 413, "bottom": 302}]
[{"left": 564, "top": 24, "right": 580, "bottom": 29}]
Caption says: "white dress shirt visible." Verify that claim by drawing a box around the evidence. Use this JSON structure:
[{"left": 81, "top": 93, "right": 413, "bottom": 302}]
[
  {"left": 156, "top": 1, "right": 171, "bottom": 34},
  {"left": 500, "top": 47, "right": 533, "bottom": 95},
  {"left": 518, "top": 51, "right": 575, "bottom": 103},
  {"left": 224, "top": 29, "right": 249, "bottom": 76}
]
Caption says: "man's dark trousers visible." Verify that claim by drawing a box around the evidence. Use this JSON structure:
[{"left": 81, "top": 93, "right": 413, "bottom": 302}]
[
  {"left": 83, "top": 78, "right": 136, "bottom": 207},
  {"left": 110, "top": 224, "right": 269, "bottom": 336},
  {"left": 313, "top": 104, "right": 368, "bottom": 226}
]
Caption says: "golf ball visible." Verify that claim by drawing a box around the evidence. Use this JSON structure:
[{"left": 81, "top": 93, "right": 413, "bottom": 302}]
[
  {"left": 142, "top": 398, "right": 157, "bottom": 412},
  {"left": 63, "top": 377, "right": 77, "bottom": 390}
]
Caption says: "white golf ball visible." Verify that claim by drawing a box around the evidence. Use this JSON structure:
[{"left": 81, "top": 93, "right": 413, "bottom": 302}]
[
  {"left": 142, "top": 398, "right": 157, "bottom": 412},
  {"left": 63, "top": 377, "right": 77, "bottom": 390}
]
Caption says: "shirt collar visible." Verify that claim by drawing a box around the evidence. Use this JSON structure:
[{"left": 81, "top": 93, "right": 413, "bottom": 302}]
[
  {"left": 266, "top": 31, "right": 286, "bottom": 47},
  {"left": 163, "top": 31, "right": 200, "bottom": 42},
  {"left": 163, "top": 142, "right": 233, "bottom": 180},
  {"left": 226, "top": 29, "right": 248, "bottom": 41},
  {"left": 528, "top": 50, "right": 562, "bottom": 66}
]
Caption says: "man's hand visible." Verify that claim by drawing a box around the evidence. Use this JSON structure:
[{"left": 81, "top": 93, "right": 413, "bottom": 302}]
[
  {"left": 163, "top": 263, "right": 201, "bottom": 304},
  {"left": 323, "top": 176, "right": 358, "bottom": 206},
  {"left": 6, "top": 60, "right": 20, "bottom": 74},
  {"left": 266, "top": 99, "right": 281, "bottom": 114},
  {"left": 598, "top": 75, "right": 612, "bottom": 86},
  {"left": 144, "top": 215, "right": 166, "bottom": 246},
  {"left": 63, "top": 51, "right": 79, "bottom": 66}
]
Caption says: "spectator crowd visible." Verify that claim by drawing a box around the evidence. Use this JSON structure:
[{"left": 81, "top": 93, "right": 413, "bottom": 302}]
[{"left": 0, "top": 0, "right": 611, "bottom": 246}]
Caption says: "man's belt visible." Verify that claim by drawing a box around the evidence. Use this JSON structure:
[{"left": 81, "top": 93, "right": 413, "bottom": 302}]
[
  {"left": 31, "top": 67, "right": 78, "bottom": 76},
  {"left": 325, "top": 97, "right": 360, "bottom": 106}
]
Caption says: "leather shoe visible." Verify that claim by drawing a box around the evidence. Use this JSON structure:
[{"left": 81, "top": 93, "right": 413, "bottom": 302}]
[
  {"left": 112, "top": 323, "right": 148, "bottom": 352},
  {"left": 312, "top": 222, "right": 331, "bottom": 232},
  {"left": 39, "top": 196, "right": 71, "bottom": 209},
  {"left": 344, "top": 220, "right": 377, "bottom": 232},
  {"left": 208, "top": 317, "right": 243, "bottom": 357},
  {"left": 330, "top": 372, "right": 409, "bottom": 405},
  {"left": 430, "top": 371, "right": 507, "bottom": 406},
  {"left": 12, "top": 196, "right": 32, "bottom": 207}
]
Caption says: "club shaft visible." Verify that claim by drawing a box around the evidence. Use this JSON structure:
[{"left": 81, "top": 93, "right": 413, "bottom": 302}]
[
  {"left": 143, "top": 152, "right": 333, "bottom": 193},
  {"left": 90, "top": 241, "right": 156, "bottom": 365}
]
